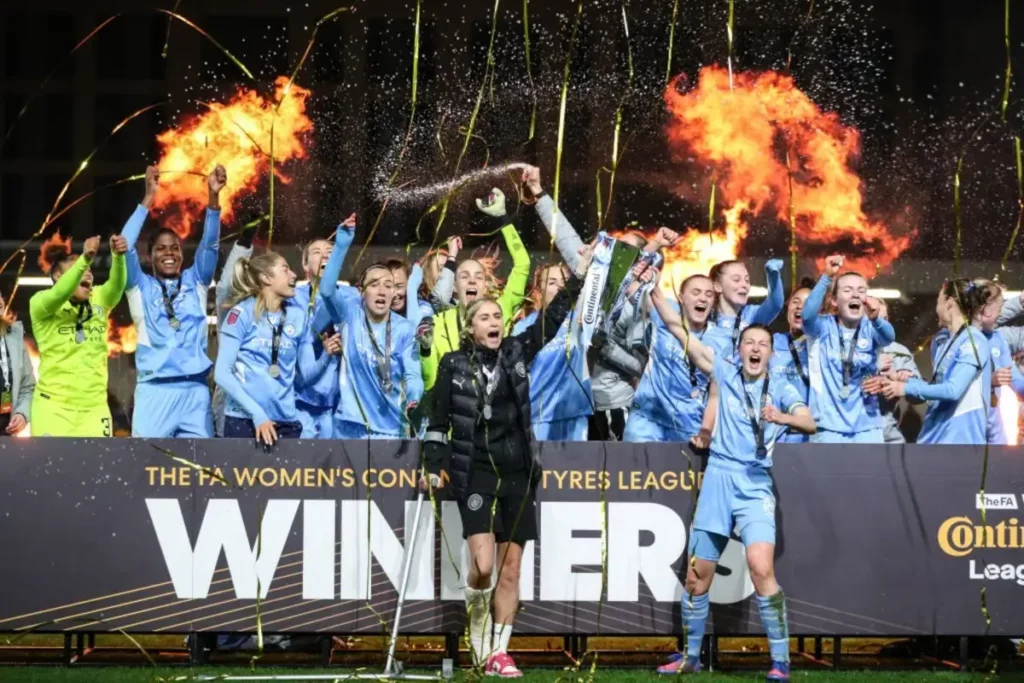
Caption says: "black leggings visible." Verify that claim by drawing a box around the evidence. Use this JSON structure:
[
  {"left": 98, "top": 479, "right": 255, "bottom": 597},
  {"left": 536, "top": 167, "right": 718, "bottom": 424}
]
[{"left": 223, "top": 416, "right": 303, "bottom": 439}]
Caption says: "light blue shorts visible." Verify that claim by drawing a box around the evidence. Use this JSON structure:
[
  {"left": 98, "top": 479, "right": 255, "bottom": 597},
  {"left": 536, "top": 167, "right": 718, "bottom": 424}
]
[
  {"left": 623, "top": 411, "right": 695, "bottom": 443},
  {"left": 297, "top": 402, "right": 334, "bottom": 439},
  {"left": 690, "top": 460, "right": 776, "bottom": 562},
  {"left": 810, "top": 427, "right": 883, "bottom": 444},
  {"left": 132, "top": 379, "right": 212, "bottom": 438},
  {"left": 533, "top": 416, "right": 588, "bottom": 441}
]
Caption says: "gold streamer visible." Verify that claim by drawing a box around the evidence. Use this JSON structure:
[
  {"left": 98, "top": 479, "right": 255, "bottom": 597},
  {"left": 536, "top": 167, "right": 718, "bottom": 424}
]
[
  {"left": 281, "top": 7, "right": 355, "bottom": 101},
  {"left": 155, "top": 10, "right": 255, "bottom": 81},
  {"left": 786, "top": 148, "right": 798, "bottom": 291},
  {"left": 249, "top": 504, "right": 266, "bottom": 672},
  {"left": 595, "top": 0, "right": 635, "bottom": 231},
  {"left": 150, "top": 445, "right": 239, "bottom": 488},
  {"left": 999, "top": 136, "right": 1024, "bottom": 275},
  {"left": 37, "top": 102, "right": 163, "bottom": 240},
  {"left": 219, "top": 214, "right": 268, "bottom": 244},
  {"left": 551, "top": 0, "right": 585, "bottom": 226},
  {"left": 268, "top": 119, "right": 276, "bottom": 249},
  {"left": 708, "top": 171, "right": 717, "bottom": 241},
  {"left": 726, "top": 0, "right": 736, "bottom": 91},
  {"left": 953, "top": 117, "right": 991, "bottom": 277},
  {"left": 1003, "top": 0, "right": 1012, "bottom": 122},
  {"left": 1, "top": 16, "right": 119, "bottom": 153},
  {"left": 161, "top": 0, "right": 183, "bottom": 58},
  {"left": 523, "top": 0, "right": 538, "bottom": 142},
  {"left": 785, "top": 0, "right": 815, "bottom": 71},
  {"left": 665, "top": 0, "right": 680, "bottom": 85}
]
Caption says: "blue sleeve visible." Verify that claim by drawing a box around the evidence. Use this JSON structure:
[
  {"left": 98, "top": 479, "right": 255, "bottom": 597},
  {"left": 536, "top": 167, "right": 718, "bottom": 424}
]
[
  {"left": 904, "top": 358, "right": 980, "bottom": 402},
  {"left": 310, "top": 302, "right": 334, "bottom": 336},
  {"left": 214, "top": 312, "right": 269, "bottom": 425},
  {"left": 801, "top": 275, "right": 832, "bottom": 339},
  {"left": 319, "top": 226, "right": 355, "bottom": 324},
  {"left": 1011, "top": 365, "right": 1024, "bottom": 398},
  {"left": 406, "top": 264, "right": 426, "bottom": 329},
  {"left": 750, "top": 262, "right": 784, "bottom": 325},
  {"left": 870, "top": 317, "right": 896, "bottom": 347},
  {"left": 780, "top": 380, "right": 806, "bottom": 413},
  {"left": 402, "top": 329, "right": 424, "bottom": 405},
  {"left": 296, "top": 325, "right": 332, "bottom": 389},
  {"left": 187, "top": 209, "right": 222, "bottom": 286},
  {"left": 121, "top": 204, "right": 149, "bottom": 289}
]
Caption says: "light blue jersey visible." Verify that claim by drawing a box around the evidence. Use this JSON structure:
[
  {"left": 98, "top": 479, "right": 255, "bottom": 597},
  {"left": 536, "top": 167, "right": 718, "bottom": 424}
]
[
  {"left": 703, "top": 262, "right": 785, "bottom": 358},
  {"left": 802, "top": 275, "right": 894, "bottom": 437},
  {"left": 512, "top": 309, "right": 592, "bottom": 428},
  {"left": 906, "top": 326, "right": 991, "bottom": 445},
  {"left": 122, "top": 206, "right": 220, "bottom": 381},
  {"left": 291, "top": 282, "right": 339, "bottom": 409},
  {"left": 709, "top": 354, "right": 806, "bottom": 469},
  {"left": 771, "top": 332, "right": 810, "bottom": 443},
  {"left": 320, "top": 228, "right": 424, "bottom": 438},
  {"left": 985, "top": 329, "right": 1013, "bottom": 445},
  {"left": 629, "top": 302, "right": 709, "bottom": 440},
  {"left": 215, "top": 297, "right": 328, "bottom": 431}
]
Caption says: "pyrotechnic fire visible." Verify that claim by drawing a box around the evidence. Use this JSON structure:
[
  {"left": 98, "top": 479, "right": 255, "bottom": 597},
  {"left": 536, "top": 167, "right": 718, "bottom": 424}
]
[
  {"left": 660, "top": 66, "right": 914, "bottom": 278},
  {"left": 658, "top": 203, "right": 748, "bottom": 296},
  {"left": 37, "top": 232, "right": 73, "bottom": 273},
  {"left": 999, "top": 388, "right": 1020, "bottom": 446},
  {"left": 153, "top": 76, "right": 313, "bottom": 238},
  {"left": 107, "top": 320, "right": 137, "bottom": 357}
]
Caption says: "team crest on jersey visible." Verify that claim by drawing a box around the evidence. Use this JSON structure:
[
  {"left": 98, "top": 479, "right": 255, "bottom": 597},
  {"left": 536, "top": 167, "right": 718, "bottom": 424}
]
[
  {"left": 92, "top": 304, "right": 104, "bottom": 316},
  {"left": 226, "top": 308, "right": 241, "bottom": 325},
  {"left": 284, "top": 324, "right": 297, "bottom": 337},
  {"left": 993, "top": 348, "right": 1002, "bottom": 359},
  {"left": 467, "top": 493, "right": 484, "bottom": 511},
  {"left": 857, "top": 337, "right": 870, "bottom": 350},
  {"left": 515, "top": 361, "right": 526, "bottom": 378}
]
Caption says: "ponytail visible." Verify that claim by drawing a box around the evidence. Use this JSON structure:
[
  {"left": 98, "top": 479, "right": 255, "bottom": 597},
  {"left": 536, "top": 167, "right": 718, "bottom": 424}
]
[
  {"left": 226, "top": 252, "right": 283, "bottom": 319},
  {"left": 944, "top": 277, "right": 1000, "bottom": 322}
]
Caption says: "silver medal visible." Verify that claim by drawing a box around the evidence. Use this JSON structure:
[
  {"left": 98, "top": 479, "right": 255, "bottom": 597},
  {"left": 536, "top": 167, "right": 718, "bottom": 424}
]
[
  {"left": 169, "top": 318, "right": 180, "bottom": 330},
  {"left": 268, "top": 364, "right": 281, "bottom": 379},
  {"left": 839, "top": 385, "right": 851, "bottom": 399},
  {"left": 75, "top": 329, "right": 85, "bottom": 344},
  {"left": 483, "top": 404, "right": 493, "bottom": 420}
]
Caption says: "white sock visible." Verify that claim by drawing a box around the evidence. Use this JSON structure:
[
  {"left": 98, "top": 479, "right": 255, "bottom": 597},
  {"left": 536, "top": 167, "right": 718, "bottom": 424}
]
[
  {"left": 493, "top": 622, "right": 513, "bottom": 654},
  {"left": 464, "top": 587, "right": 492, "bottom": 665}
]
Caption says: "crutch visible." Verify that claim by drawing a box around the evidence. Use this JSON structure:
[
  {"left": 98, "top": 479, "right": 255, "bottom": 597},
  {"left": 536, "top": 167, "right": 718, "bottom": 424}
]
[{"left": 383, "top": 484, "right": 428, "bottom": 677}]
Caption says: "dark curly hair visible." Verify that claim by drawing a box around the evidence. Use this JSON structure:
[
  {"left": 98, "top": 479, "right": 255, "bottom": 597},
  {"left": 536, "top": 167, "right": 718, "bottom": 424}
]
[{"left": 943, "top": 278, "right": 1000, "bottom": 321}]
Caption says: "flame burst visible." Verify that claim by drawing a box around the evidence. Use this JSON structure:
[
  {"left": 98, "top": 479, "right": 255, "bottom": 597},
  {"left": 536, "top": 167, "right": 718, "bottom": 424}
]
[
  {"left": 660, "top": 66, "right": 913, "bottom": 285},
  {"left": 153, "top": 76, "right": 313, "bottom": 238},
  {"left": 107, "top": 320, "right": 137, "bottom": 357},
  {"left": 37, "top": 232, "right": 73, "bottom": 273}
]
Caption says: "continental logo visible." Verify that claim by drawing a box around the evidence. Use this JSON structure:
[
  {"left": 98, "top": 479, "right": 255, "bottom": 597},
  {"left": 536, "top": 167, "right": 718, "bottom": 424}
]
[{"left": 937, "top": 516, "right": 1024, "bottom": 557}]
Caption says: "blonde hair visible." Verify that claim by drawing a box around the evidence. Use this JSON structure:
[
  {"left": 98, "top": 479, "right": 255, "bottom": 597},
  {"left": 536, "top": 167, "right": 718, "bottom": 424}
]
[
  {"left": 226, "top": 252, "right": 285, "bottom": 319},
  {"left": 0, "top": 295, "right": 13, "bottom": 336},
  {"left": 523, "top": 262, "right": 570, "bottom": 317},
  {"left": 459, "top": 297, "right": 502, "bottom": 345}
]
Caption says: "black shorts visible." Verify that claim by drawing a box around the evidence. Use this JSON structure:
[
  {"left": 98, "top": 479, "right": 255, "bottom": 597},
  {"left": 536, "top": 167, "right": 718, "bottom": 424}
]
[
  {"left": 223, "top": 416, "right": 303, "bottom": 440},
  {"left": 459, "top": 473, "right": 538, "bottom": 546}
]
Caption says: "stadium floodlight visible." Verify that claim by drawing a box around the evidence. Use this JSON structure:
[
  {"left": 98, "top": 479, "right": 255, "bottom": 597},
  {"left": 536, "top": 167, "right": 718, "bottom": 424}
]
[{"left": 198, "top": 489, "right": 446, "bottom": 683}]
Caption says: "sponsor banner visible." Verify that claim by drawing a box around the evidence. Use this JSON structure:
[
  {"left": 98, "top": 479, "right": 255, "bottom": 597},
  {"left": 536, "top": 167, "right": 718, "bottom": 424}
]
[{"left": 0, "top": 441, "right": 1021, "bottom": 635}]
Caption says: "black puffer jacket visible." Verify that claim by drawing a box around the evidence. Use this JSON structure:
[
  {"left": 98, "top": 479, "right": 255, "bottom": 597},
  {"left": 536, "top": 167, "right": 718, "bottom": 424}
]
[{"left": 423, "top": 274, "right": 583, "bottom": 497}]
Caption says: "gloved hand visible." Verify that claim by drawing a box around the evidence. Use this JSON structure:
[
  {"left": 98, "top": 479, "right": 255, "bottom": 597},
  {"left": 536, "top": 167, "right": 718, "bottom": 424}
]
[{"left": 475, "top": 188, "right": 507, "bottom": 218}]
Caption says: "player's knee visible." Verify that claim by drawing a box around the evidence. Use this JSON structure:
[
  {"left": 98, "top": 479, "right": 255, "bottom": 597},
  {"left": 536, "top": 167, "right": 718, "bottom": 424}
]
[
  {"left": 685, "top": 564, "right": 714, "bottom": 596},
  {"left": 746, "top": 554, "right": 775, "bottom": 589},
  {"left": 469, "top": 554, "right": 494, "bottom": 588}
]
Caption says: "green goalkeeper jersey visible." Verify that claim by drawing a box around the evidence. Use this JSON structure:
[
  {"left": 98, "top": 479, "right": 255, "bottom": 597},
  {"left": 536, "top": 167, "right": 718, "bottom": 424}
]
[{"left": 29, "top": 254, "right": 126, "bottom": 406}]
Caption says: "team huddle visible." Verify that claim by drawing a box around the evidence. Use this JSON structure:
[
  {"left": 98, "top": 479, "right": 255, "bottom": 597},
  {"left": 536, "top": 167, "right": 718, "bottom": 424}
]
[{"left": 0, "top": 161, "right": 1020, "bottom": 681}]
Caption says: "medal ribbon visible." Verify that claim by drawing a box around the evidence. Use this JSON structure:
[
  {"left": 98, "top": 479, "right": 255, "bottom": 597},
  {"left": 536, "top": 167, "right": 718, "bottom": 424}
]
[
  {"left": 741, "top": 372, "right": 771, "bottom": 457},
  {"left": 157, "top": 277, "right": 180, "bottom": 328},
  {"left": 268, "top": 304, "right": 286, "bottom": 376},
  {"left": 836, "top": 319, "right": 863, "bottom": 390},
  {"left": 364, "top": 313, "right": 393, "bottom": 392},
  {"left": 74, "top": 301, "right": 93, "bottom": 344},
  {"left": 787, "top": 333, "right": 809, "bottom": 388},
  {"left": 0, "top": 338, "right": 10, "bottom": 393},
  {"left": 475, "top": 350, "right": 503, "bottom": 420}
]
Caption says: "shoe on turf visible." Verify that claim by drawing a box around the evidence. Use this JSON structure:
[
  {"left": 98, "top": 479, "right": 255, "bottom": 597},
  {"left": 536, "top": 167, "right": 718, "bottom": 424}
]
[
  {"left": 485, "top": 652, "right": 523, "bottom": 678},
  {"left": 766, "top": 660, "right": 790, "bottom": 682},
  {"left": 657, "top": 653, "right": 701, "bottom": 674}
]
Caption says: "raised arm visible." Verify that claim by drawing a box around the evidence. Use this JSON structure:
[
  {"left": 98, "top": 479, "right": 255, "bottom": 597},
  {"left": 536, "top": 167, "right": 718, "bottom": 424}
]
[
  {"left": 295, "top": 323, "right": 334, "bottom": 390},
  {"left": 802, "top": 264, "right": 839, "bottom": 340},
  {"left": 30, "top": 245, "right": 94, "bottom": 321},
  {"left": 525, "top": 166, "right": 585, "bottom": 271},
  {"left": 94, "top": 236, "right": 128, "bottom": 310},
  {"left": 319, "top": 215, "right": 357, "bottom": 324},
  {"left": 650, "top": 287, "right": 714, "bottom": 375},
  {"left": 517, "top": 272, "right": 584, "bottom": 365},
  {"left": 751, "top": 259, "right": 785, "bottom": 325},
  {"left": 406, "top": 263, "right": 426, "bottom": 329},
  {"left": 430, "top": 237, "right": 460, "bottom": 307},
  {"left": 476, "top": 189, "right": 531, "bottom": 325},
  {"left": 189, "top": 165, "right": 225, "bottom": 285},
  {"left": 122, "top": 166, "right": 158, "bottom": 255},
  {"left": 216, "top": 241, "right": 253, "bottom": 323}
]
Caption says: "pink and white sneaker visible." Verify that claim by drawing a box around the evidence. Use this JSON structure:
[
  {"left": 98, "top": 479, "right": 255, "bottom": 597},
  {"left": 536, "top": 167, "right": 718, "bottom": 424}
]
[{"left": 485, "top": 652, "right": 523, "bottom": 678}]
